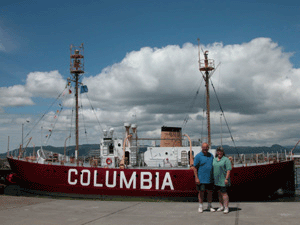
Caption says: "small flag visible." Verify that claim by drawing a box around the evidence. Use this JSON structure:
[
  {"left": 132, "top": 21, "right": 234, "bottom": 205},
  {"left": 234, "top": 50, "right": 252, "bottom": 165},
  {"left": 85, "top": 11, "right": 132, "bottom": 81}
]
[{"left": 80, "top": 85, "right": 88, "bottom": 94}]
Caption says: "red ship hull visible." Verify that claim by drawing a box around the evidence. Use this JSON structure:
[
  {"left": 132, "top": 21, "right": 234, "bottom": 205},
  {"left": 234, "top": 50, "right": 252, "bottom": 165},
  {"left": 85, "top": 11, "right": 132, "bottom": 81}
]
[{"left": 7, "top": 158, "right": 295, "bottom": 200}]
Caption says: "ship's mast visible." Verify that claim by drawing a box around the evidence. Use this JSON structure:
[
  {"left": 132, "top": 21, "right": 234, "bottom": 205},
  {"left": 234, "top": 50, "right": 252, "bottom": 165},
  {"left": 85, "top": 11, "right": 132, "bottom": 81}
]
[
  {"left": 69, "top": 44, "right": 84, "bottom": 165},
  {"left": 199, "top": 50, "right": 215, "bottom": 148}
]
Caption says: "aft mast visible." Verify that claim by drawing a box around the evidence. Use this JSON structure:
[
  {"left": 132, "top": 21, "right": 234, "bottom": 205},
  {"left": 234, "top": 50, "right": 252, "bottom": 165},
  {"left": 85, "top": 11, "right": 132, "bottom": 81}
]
[
  {"left": 69, "top": 44, "right": 84, "bottom": 165},
  {"left": 199, "top": 47, "right": 215, "bottom": 148}
]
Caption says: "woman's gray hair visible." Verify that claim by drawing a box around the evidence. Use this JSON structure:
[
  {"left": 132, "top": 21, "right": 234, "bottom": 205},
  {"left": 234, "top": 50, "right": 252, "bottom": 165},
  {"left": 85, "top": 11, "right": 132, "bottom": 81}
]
[{"left": 215, "top": 147, "right": 225, "bottom": 157}]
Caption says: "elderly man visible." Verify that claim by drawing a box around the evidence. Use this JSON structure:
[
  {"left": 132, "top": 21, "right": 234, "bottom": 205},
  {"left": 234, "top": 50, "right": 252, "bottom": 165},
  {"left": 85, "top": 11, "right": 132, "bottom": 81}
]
[{"left": 192, "top": 142, "right": 215, "bottom": 213}]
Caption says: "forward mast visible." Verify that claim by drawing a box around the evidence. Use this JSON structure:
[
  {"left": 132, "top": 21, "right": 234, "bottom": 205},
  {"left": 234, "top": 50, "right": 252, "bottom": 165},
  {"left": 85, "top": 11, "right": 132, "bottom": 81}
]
[
  {"left": 69, "top": 44, "right": 84, "bottom": 165},
  {"left": 199, "top": 50, "right": 215, "bottom": 147}
]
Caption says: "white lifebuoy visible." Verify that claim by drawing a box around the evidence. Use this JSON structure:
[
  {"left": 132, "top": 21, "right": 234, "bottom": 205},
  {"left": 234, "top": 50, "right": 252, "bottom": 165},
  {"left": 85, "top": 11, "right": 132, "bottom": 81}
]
[{"left": 106, "top": 158, "right": 112, "bottom": 165}]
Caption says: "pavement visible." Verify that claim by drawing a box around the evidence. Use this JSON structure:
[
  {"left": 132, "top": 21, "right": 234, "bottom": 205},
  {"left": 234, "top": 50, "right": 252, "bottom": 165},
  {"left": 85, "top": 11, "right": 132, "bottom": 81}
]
[{"left": 0, "top": 195, "right": 300, "bottom": 225}]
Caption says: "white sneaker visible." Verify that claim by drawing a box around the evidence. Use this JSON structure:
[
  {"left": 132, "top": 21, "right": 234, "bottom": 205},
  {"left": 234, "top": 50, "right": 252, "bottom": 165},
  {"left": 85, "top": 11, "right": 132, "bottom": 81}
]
[
  {"left": 198, "top": 207, "right": 203, "bottom": 213},
  {"left": 209, "top": 207, "right": 216, "bottom": 212},
  {"left": 217, "top": 207, "right": 224, "bottom": 212},
  {"left": 224, "top": 208, "right": 229, "bottom": 214}
]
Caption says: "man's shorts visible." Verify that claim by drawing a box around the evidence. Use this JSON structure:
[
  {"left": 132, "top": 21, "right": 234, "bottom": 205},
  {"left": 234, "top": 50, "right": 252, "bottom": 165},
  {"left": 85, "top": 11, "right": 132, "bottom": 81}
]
[
  {"left": 196, "top": 183, "right": 214, "bottom": 192},
  {"left": 214, "top": 185, "right": 229, "bottom": 193}
]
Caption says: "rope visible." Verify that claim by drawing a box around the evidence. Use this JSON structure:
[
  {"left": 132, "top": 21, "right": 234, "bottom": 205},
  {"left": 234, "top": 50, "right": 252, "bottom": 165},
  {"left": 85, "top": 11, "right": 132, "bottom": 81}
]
[
  {"left": 44, "top": 105, "right": 64, "bottom": 145},
  {"left": 85, "top": 93, "right": 104, "bottom": 134},
  {"left": 182, "top": 78, "right": 204, "bottom": 131},
  {"left": 79, "top": 93, "right": 89, "bottom": 144},
  {"left": 210, "top": 79, "right": 239, "bottom": 156},
  {"left": 23, "top": 87, "right": 68, "bottom": 144}
]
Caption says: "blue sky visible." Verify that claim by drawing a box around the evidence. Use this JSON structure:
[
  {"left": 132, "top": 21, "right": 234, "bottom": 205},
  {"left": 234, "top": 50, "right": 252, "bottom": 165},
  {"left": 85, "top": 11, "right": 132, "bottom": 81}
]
[
  {"left": 2, "top": 0, "right": 299, "bottom": 82},
  {"left": 1, "top": 0, "right": 300, "bottom": 152}
]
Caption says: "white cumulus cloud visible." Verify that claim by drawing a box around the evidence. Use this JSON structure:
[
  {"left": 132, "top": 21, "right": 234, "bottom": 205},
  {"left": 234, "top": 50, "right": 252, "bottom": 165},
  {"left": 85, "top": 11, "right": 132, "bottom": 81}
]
[{"left": 2, "top": 37, "right": 300, "bottom": 151}]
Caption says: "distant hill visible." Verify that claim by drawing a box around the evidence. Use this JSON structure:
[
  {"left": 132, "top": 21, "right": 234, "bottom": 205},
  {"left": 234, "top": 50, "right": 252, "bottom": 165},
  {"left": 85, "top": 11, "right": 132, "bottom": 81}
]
[
  {"left": 0, "top": 144, "right": 100, "bottom": 158},
  {"left": 1, "top": 143, "right": 298, "bottom": 159},
  {"left": 212, "top": 144, "right": 291, "bottom": 155}
]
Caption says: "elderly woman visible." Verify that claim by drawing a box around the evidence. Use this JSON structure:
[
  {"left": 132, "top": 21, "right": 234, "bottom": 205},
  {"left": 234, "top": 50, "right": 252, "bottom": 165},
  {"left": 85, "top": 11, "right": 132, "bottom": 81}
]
[{"left": 213, "top": 147, "right": 232, "bottom": 214}]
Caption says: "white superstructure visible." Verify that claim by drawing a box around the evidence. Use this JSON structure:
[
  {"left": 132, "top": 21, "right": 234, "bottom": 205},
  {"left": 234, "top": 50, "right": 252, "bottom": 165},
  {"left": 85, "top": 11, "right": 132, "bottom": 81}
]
[{"left": 99, "top": 123, "right": 215, "bottom": 168}]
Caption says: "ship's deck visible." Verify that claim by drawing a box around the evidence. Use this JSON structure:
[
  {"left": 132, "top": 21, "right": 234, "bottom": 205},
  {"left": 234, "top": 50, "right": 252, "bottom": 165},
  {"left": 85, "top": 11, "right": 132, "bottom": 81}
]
[{"left": 10, "top": 157, "right": 288, "bottom": 169}]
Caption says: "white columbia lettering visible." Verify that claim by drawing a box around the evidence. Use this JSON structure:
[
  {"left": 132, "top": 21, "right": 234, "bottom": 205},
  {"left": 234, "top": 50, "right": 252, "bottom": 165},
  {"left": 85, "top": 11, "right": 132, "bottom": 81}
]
[
  {"left": 68, "top": 169, "right": 78, "bottom": 185},
  {"left": 161, "top": 172, "right": 174, "bottom": 190},
  {"left": 105, "top": 170, "right": 116, "bottom": 188},
  {"left": 93, "top": 170, "right": 103, "bottom": 187},
  {"left": 141, "top": 172, "right": 152, "bottom": 189},
  {"left": 67, "top": 169, "right": 174, "bottom": 190},
  {"left": 120, "top": 171, "right": 136, "bottom": 189},
  {"left": 155, "top": 172, "right": 159, "bottom": 190},
  {"left": 80, "top": 169, "right": 91, "bottom": 186}
]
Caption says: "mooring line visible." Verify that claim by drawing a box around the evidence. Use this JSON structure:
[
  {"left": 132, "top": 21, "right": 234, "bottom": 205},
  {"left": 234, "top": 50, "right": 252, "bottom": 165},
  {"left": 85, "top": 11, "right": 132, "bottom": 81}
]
[{"left": 82, "top": 202, "right": 142, "bottom": 225}]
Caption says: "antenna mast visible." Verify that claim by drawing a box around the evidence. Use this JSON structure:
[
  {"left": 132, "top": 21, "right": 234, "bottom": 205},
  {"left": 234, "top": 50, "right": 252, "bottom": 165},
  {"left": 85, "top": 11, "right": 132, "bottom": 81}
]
[
  {"left": 199, "top": 50, "right": 215, "bottom": 148},
  {"left": 69, "top": 43, "right": 84, "bottom": 165}
]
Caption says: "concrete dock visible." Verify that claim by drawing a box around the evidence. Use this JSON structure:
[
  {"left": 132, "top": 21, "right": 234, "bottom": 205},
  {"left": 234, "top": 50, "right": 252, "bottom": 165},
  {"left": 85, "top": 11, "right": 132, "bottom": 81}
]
[{"left": 0, "top": 195, "right": 300, "bottom": 225}]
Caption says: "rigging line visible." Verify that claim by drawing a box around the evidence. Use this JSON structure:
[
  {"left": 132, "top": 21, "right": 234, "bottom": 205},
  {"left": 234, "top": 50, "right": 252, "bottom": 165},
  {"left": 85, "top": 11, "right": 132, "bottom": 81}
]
[
  {"left": 85, "top": 93, "right": 104, "bottom": 134},
  {"left": 58, "top": 84, "right": 73, "bottom": 148},
  {"left": 69, "top": 87, "right": 76, "bottom": 145},
  {"left": 182, "top": 80, "right": 202, "bottom": 130},
  {"left": 210, "top": 79, "right": 239, "bottom": 156},
  {"left": 68, "top": 107, "right": 74, "bottom": 147},
  {"left": 182, "top": 77, "right": 204, "bottom": 131},
  {"left": 44, "top": 86, "right": 69, "bottom": 145},
  {"left": 58, "top": 87, "right": 72, "bottom": 143},
  {"left": 45, "top": 103, "right": 64, "bottom": 145},
  {"left": 208, "top": 62, "right": 221, "bottom": 79},
  {"left": 23, "top": 87, "right": 68, "bottom": 142},
  {"left": 79, "top": 93, "right": 89, "bottom": 145},
  {"left": 217, "top": 64, "right": 221, "bottom": 91}
]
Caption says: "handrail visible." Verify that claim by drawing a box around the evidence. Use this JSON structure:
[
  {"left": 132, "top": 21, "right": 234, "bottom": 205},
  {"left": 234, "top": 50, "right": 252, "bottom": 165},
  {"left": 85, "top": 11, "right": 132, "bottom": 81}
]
[
  {"left": 119, "top": 134, "right": 132, "bottom": 169},
  {"left": 183, "top": 134, "right": 194, "bottom": 167}
]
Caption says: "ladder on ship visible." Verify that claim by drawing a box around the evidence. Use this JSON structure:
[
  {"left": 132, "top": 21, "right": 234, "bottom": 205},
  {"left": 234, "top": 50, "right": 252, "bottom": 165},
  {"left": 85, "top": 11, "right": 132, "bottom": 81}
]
[
  {"left": 130, "top": 146, "right": 138, "bottom": 166},
  {"left": 181, "top": 151, "right": 188, "bottom": 166}
]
